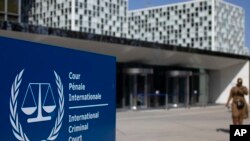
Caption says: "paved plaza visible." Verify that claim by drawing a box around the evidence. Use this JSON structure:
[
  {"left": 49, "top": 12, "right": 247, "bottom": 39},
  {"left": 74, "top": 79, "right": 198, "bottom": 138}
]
[{"left": 116, "top": 105, "right": 250, "bottom": 141}]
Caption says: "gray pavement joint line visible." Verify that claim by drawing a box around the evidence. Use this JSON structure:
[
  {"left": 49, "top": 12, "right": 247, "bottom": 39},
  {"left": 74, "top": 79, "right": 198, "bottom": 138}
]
[
  {"left": 139, "top": 106, "right": 224, "bottom": 113},
  {"left": 117, "top": 108, "right": 225, "bottom": 120},
  {"left": 117, "top": 109, "right": 226, "bottom": 121},
  {"left": 116, "top": 128, "right": 127, "bottom": 136}
]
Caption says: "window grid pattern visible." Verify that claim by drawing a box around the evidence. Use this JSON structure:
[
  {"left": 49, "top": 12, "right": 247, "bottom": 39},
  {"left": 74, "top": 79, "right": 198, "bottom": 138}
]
[
  {"left": 214, "top": 0, "right": 248, "bottom": 55},
  {"left": 28, "top": 0, "right": 128, "bottom": 38},
  {"left": 128, "top": 0, "right": 213, "bottom": 50},
  {"left": 26, "top": 0, "right": 248, "bottom": 55}
]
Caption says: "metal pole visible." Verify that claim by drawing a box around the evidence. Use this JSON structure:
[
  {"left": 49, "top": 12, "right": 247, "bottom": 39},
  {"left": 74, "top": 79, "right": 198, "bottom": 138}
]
[
  {"left": 4, "top": 0, "right": 7, "bottom": 21},
  {"left": 165, "top": 93, "right": 168, "bottom": 110},
  {"left": 144, "top": 74, "right": 148, "bottom": 108},
  {"left": 129, "top": 92, "right": 133, "bottom": 109},
  {"left": 186, "top": 76, "right": 190, "bottom": 108},
  {"left": 166, "top": 75, "right": 169, "bottom": 109},
  {"left": 174, "top": 77, "right": 179, "bottom": 107},
  {"left": 122, "top": 74, "right": 126, "bottom": 108},
  {"left": 129, "top": 76, "right": 133, "bottom": 109},
  {"left": 18, "top": 0, "right": 21, "bottom": 23},
  {"left": 133, "top": 75, "right": 138, "bottom": 110}
]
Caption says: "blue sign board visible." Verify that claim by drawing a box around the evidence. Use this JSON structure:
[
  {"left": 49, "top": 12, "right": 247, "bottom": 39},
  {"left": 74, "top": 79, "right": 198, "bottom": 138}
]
[{"left": 0, "top": 36, "right": 116, "bottom": 141}]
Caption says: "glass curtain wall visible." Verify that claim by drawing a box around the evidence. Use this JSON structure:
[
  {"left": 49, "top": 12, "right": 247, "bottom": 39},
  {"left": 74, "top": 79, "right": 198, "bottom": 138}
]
[{"left": 0, "top": 0, "right": 19, "bottom": 22}]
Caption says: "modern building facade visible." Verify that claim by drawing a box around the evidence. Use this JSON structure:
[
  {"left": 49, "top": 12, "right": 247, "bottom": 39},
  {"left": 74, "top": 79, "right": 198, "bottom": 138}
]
[
  {"left": 0, "top": 0, "right": 21, "bottom": 22},
  {"left": 214, "top": 0, "right": 246, "bottom": 54},
  {"left": 22, "top": 0, "right": 249, "bottom": 55},
  {"left": 1, "top": 0, "right": 250, "bottom": 110},
  {"left": 23, "top": 0, "right": 128, "bottom": 38},
  {"left": 1, "top": 26, "right": 249, "bottom": 110},
  {"left": 128, "top": 0, "right": 247, "bottom": 55}
]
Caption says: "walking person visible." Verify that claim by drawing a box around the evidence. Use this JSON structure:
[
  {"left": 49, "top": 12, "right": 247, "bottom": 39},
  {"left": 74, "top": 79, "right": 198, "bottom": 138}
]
[{"left": 226, "top": 78, "right": 249, "bottom": 125}]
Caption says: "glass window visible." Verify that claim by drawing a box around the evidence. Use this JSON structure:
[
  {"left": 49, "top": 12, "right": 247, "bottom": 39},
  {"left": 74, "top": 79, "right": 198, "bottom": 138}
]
[
  {"left": 75, "top": 0, "right": 78, "bottom": 6},
  {"left": 0, "top": 0, "right": 5, "bottom": 11},
  {"left": 8, "top": 0, "right": 18, "bottom": 13},
  {"left": 208, "top": 10, "right": 212, "bottom": 15}
]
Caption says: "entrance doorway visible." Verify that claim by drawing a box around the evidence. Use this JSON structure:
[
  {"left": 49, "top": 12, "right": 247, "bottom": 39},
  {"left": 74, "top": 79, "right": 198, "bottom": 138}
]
[
  {"left": 117, "top": 67, "right": 209, "bottom": 109},
  {"left": 166, "top": 71, "right": 202, "bottom": 108},
  {"left": 121, "top": 68, "right": 153, "bottom": 109}
]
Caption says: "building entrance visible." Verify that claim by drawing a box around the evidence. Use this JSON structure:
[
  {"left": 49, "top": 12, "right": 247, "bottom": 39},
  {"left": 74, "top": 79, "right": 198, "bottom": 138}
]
[
  {"left": 166, "top": 71, "right": 191, "bottom": 108},
  {"left": 121, "top": 68, "right": 153, "bottom": 109},
  {"left": 117, "top": 67, "right": 209, "bottom": 110},
  {"left": 166, "top": 70, "right": 207, "bottom": 108}
]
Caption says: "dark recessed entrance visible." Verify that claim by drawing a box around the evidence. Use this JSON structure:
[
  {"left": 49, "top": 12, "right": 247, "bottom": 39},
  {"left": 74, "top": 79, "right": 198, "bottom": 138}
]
[
  {"left": 117, "top": 65, "right": 209, "bottom": 109},
  {"left": 121, "top": 68, "right": 153, "bottom": 110}
]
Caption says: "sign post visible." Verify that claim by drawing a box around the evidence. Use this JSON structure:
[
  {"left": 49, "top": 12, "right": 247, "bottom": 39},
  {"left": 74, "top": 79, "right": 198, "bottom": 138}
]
[{"left": 0, "top": 36, "right": 116, "bottom": 141}]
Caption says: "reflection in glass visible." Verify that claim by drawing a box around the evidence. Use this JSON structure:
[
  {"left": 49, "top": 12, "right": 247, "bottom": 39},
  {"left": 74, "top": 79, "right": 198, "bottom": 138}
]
[
  {"left": 8, "top": 0, "right": 18, "bottom": 13},
  {"left": 0, "top": 0, "right": 4, "bottom": 12}
]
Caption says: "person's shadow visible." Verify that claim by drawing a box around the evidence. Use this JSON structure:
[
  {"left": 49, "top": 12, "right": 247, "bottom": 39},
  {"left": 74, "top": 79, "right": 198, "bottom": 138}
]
[{"left": 216, "top": 128, "right": 230, "bottom": 134}]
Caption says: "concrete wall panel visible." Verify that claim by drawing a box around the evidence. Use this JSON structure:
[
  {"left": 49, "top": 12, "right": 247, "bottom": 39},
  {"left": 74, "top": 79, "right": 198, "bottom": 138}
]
[{"left": 209, "top": 61, "right": 249, "bottom": 104}]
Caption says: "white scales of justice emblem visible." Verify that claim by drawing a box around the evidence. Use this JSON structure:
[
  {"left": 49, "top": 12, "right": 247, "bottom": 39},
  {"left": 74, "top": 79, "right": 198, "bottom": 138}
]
[{"left": 21, "top": 83, "right": 56, "bottom": 123}]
